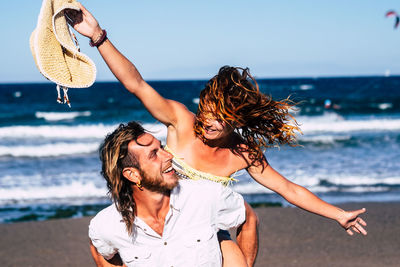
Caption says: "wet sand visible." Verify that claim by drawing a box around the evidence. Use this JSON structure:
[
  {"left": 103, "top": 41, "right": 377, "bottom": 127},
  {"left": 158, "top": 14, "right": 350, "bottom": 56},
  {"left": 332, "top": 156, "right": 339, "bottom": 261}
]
[{"left": 0, "top": 202, "right": 399, "bottom": 267}]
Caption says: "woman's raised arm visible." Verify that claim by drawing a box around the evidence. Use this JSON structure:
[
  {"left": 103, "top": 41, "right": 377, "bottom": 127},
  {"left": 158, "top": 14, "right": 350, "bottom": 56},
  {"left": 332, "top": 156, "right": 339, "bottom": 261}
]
[
  {"left": 247, "top": 161, "right": 367, "bottom": 236},
  {"left": 67, "top": 3, "right": 191, "bottom": 127}
]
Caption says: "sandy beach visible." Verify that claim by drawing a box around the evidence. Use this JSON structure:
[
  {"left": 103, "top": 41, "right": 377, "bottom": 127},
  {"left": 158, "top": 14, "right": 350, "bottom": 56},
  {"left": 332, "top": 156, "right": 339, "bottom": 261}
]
[{"left": 1, "top": 202, "right": 399, "bottom": 267}]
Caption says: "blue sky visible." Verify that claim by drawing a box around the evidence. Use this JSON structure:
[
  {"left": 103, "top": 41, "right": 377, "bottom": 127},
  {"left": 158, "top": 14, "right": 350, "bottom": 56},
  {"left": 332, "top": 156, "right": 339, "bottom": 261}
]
[{"left": 1, "top": 0, "right": 400, "bottom": 82}]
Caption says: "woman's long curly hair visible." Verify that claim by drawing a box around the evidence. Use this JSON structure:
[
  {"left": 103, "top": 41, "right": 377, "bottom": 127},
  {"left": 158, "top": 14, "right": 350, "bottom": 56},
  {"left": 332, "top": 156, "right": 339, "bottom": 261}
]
[
  {"left": 99, "top": 121, "right": 145, "bottom": 234},
  {"left": 194, "top": 66, "right": 301, "bottom": 167}
]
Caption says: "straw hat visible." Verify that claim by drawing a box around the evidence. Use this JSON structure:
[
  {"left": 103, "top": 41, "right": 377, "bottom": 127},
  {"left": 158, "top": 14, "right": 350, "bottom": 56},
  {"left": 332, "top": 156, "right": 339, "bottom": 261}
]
[{"left": 30, "top": 0, "right": 96, "bottom": 107}]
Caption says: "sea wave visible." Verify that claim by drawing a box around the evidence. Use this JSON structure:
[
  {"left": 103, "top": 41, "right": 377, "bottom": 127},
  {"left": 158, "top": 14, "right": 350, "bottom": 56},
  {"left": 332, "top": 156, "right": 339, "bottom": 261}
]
[
  {"left": 0, "top": 123, "right": 168, "bottom": 157},
  {"left": 233, "top": 174, "right": 400, "bottom": 195},
  {"left": 35, "top": 111, "right": 92, "bottom": 121},
  {"left": 0, "top": 113, "right": 398, "bottom": 142},
  {"left": 0, "top": 171, "right": 101, "bottom": 188},
  {"left": 0, "top": 181, "right": 107, "bottom": 205},
  {"left": 299, "top": 134, "right": 352, "bottom": 144},
  {"left": 297, "top": 113, "right": 400, "bottom": 133},
  {"left": 0, "top": 173, "right": 399, "bottom": 205},
  {"left": 319, "top": 176, "right": 400, "bottom": 186},
  {"left": 0, "top": 123, "right": 167, "bottom": 140},
  {"left": 0, "top": 142, "right": 100, "bottom": 157},
  {"left": 0, "top": 124, "right": 113, "bottom": 139},
  {"left": 233, "top": 182, "right": 396, "bottom": 195}
]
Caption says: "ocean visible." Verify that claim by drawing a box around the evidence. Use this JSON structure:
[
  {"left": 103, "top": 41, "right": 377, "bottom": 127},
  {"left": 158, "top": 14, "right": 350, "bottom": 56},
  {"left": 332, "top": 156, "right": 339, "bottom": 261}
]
[{"left": 1, "top": 76, "right": 400, "bottom": 223}]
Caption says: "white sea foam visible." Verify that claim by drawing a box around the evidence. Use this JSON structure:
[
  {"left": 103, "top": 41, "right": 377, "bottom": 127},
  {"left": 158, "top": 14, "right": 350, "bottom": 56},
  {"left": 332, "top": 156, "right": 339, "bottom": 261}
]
[
  {"left": 0, "top": 142, "right": 100, "bottom": 157},
  {"left": 0, "top": 171, "right": 101, "bottom": 188},
  {"left": 35, "top": 111, "right": 92, "bottom": 121},
  {"left": 340, "top": 186, "right": 390, "bottom": 193},
  {"left": 378, "top": 103, "right": 393, "bottom": 110},
  {"left": 233, "top": 182, "right": 340, "bottom": 194},
  {"left": 0, "top": 173, "right": 398, "bottom": 205},
  {"left": 232, "top": 174, "right": 400, "bottom": 195},
  {"left": 0, "top": 181, "right": 107, "bottom": 205},
  {"left": 299, "top": 84, "right": 314, "bottom": 90},
  {"left": 0, "top": 114, "right": 398, "bottom": 141},
  {"left": 299, "top": 134, "right": 351, "bottom": 144},
  {"left": 0, "top": 123, "right": 167, "bottom": 140},
  {"left": 142, "top": 123, "right": 168, "bottom": 140},
  {"left": 0, "top": 124, "right": 113, "bottom": 139},
  {"left": 297, "top": 113, "right": 400, "bottom": 133}
]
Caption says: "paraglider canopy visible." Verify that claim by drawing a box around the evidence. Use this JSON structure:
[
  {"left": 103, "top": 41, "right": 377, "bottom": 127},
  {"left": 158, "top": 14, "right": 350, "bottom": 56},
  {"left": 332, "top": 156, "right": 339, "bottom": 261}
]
[{"left": 385, "top": 10, "right": 400, "bottom": 29}]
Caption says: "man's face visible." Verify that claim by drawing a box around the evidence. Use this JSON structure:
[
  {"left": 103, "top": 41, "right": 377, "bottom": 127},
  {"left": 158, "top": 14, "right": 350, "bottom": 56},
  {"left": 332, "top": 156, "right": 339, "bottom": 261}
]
[{"left": 128, "top": 133, "right": 178, "bottom": 193}]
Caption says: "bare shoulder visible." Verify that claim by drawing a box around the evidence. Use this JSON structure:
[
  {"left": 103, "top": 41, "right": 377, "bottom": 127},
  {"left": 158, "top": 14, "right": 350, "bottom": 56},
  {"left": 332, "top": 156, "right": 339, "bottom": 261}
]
[
  {"left": 166, "top": 100, "right": 197, "bottom": 148},
  {"left": 165, "top": 100, "right": 195, "bottom": 126},
  {"left": 230, "top": 139, "right": 268, "bottom": 172}
]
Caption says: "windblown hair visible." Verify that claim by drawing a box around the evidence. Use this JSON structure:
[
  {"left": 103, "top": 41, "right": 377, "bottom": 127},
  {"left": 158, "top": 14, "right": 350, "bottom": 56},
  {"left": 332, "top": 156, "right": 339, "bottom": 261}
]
[
  {"left": 99, "top": 121, "right": 145, "bottom": 234},
  {"left": 194, "top": 66, "right": 301, "bottom": 167}
]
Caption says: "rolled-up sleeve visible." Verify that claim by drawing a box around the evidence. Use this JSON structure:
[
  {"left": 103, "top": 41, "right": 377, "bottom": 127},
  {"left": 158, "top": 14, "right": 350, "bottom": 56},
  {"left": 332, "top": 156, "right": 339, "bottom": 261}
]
[
  {"left": 88, "top": 219, "right": 117, "bottom": 260},
  {"left": 215, "top": 184, "right": 246, "bottom": 230}
]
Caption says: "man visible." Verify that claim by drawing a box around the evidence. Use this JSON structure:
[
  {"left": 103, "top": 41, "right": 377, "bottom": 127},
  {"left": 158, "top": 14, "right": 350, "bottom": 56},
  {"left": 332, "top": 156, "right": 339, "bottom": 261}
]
[{"left": 89, "top": 121, "right": 248, "bottom": 267}]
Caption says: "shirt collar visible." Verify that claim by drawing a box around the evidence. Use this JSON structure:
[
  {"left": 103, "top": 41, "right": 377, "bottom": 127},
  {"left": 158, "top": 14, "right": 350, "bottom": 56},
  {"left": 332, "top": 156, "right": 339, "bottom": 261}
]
[
  {"left": 169, "top": 182, "right": 182, "bottom": 212},
  {"left": 131, "top": 182, "right": 182, "bottom": 232}
]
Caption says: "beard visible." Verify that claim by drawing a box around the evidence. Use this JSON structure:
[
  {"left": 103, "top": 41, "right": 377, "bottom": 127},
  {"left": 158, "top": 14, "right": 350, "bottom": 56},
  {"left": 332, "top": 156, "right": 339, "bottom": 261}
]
[{"left": 139, "top": 168, "right": 179, "bottom": 194}]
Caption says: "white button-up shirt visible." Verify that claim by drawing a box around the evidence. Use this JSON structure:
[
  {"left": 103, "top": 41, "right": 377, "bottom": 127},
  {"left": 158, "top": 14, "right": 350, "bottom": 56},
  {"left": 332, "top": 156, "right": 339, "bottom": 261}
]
[{"left": 89, "top": 179, "right": 245, "bottom": 267}]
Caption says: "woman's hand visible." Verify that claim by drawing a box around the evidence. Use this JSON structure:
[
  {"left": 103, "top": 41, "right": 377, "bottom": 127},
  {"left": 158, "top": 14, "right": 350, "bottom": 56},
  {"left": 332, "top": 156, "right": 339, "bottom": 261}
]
[
  {"left": 337, "top": 208, "right": 367, "bottom": 236},
  {"left": 65, "top": 3, "right": 102, "bottom": 41}
]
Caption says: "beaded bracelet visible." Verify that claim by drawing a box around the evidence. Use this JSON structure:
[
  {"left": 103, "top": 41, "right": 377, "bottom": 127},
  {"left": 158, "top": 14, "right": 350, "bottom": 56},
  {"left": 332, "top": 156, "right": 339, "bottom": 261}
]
[{"left": 89, "top": 29, "right": 107, "bottom": 47}]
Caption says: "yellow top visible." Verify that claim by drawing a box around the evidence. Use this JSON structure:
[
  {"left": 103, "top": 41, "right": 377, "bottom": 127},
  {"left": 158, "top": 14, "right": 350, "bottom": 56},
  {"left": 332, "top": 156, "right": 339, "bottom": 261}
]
[{"left": 164, "top": 145, "right": 237, "bottom": 187}]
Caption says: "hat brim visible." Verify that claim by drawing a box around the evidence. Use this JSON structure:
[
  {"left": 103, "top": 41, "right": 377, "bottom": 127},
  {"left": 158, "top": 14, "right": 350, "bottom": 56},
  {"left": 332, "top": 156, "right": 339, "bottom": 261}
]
[{"left": 30, "top": 0, "right": 96, "bottom": 88}]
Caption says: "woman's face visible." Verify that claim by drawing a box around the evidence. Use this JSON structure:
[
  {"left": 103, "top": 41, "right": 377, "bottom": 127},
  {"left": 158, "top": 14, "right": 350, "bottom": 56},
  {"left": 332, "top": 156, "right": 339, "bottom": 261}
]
[{"left": 200, "top": 114, "right": 233, "bottom": 140}]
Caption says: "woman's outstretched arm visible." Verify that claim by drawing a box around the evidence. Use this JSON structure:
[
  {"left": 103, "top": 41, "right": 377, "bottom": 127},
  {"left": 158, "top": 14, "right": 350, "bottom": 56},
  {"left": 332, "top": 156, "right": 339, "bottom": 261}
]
[
  {"left": 67, "top": 3, "right": 191, "bottom": 128},
  {"left": 248, "top": 161, "right": 367, "bottom": 236}
]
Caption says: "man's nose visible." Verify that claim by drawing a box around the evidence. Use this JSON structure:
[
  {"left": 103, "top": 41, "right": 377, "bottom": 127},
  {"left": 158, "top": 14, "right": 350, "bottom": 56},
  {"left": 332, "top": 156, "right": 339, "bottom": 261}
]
[{"left": 161, "top": 148, "right": 173, "bottom": 160}]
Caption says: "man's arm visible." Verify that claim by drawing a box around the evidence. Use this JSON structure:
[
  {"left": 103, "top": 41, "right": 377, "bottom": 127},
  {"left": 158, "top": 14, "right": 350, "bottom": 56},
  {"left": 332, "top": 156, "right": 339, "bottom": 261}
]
[{"left": 90, "top": 242, "right": 125, "bottom": 267}]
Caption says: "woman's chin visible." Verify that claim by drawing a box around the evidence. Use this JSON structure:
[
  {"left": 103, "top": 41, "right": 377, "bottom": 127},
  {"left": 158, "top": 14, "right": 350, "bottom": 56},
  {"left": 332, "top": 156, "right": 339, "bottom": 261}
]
[
  {"left": 203, "top": 132, "right": 228, "bottom": 142},
  {"left": 203, "top": 134, "right": 216, "bottom": 140}
]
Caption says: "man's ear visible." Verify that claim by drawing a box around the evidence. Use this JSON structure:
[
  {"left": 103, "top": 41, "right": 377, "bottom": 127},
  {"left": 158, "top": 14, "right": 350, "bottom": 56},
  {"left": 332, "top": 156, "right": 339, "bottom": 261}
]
[{"left": 122, "top": 167, "right": 141, "bottom": 184}]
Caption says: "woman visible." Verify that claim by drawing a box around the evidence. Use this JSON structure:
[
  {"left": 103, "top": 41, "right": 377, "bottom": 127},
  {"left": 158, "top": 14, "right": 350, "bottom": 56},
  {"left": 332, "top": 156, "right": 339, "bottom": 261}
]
[{"left": 68, "top": 4, "right": 367, "bottom": 267}]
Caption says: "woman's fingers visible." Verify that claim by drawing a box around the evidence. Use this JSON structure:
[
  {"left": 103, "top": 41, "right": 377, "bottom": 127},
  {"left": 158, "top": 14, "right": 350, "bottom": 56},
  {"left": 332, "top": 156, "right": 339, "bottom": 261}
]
[
  {"left": 358, "top": 217, "right": 367, "bottom": 227},
  {"left": 345, "top": 217, "right": 368, "bottom": 236},
  {"left": 346, "top": 229, "right": 354, "bottom": 236},
  {"left": 352, "top": 226, "right": 361, "bottom": 234},
  {"left": 77, "top": 2, "right": 88, "bottom": 13},
  {"left": 354, "top": 220, "right": 367, "bottom": 235}
]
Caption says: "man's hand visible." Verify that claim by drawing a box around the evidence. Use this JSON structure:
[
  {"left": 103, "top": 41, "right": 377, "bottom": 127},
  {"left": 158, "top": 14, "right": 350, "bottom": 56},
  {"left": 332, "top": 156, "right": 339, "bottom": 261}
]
[
  {"left": 337, "top": 208, "right": 367, "bottom": 236},
  {"left": 65, "top": 3, "right": 102, "bottom": 41}
]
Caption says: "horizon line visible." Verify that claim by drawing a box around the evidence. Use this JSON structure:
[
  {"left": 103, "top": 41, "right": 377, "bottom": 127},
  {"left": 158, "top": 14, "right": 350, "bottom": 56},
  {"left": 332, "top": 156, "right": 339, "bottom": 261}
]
[{"left": 1, "top": 73, "right": 399, "bottom": 84}]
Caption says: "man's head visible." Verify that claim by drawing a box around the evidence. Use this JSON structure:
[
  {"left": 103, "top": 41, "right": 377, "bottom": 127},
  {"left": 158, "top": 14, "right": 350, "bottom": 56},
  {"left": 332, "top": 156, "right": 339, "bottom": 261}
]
[
  {"left": 99, "top": 121, "right": 178, "bottom": 232},
  {"left": 121, "top": 132, "right": 178, "bottom": 194}
]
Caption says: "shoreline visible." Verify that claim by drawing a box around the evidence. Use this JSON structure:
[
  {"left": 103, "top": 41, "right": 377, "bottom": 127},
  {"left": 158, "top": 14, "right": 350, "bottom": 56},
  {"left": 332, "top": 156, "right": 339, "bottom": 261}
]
[{"left": 0, "top": 202, "right": 399, "bottom": 266}]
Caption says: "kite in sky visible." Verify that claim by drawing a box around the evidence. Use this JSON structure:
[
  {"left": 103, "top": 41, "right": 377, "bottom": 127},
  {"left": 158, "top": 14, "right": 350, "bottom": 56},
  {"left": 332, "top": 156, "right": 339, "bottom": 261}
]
[{"left": 386, "top": 10, "right": 400, "bottom": 29}]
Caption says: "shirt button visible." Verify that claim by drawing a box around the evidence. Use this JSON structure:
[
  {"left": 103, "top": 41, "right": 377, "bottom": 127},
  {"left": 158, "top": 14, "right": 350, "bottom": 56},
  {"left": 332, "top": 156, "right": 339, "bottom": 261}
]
[
  {"left": 197, "top": 239, "right": 201, "bottom": 242},
  {"left": 164, "top": 241, "right": 167, "bottom": 245}
]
